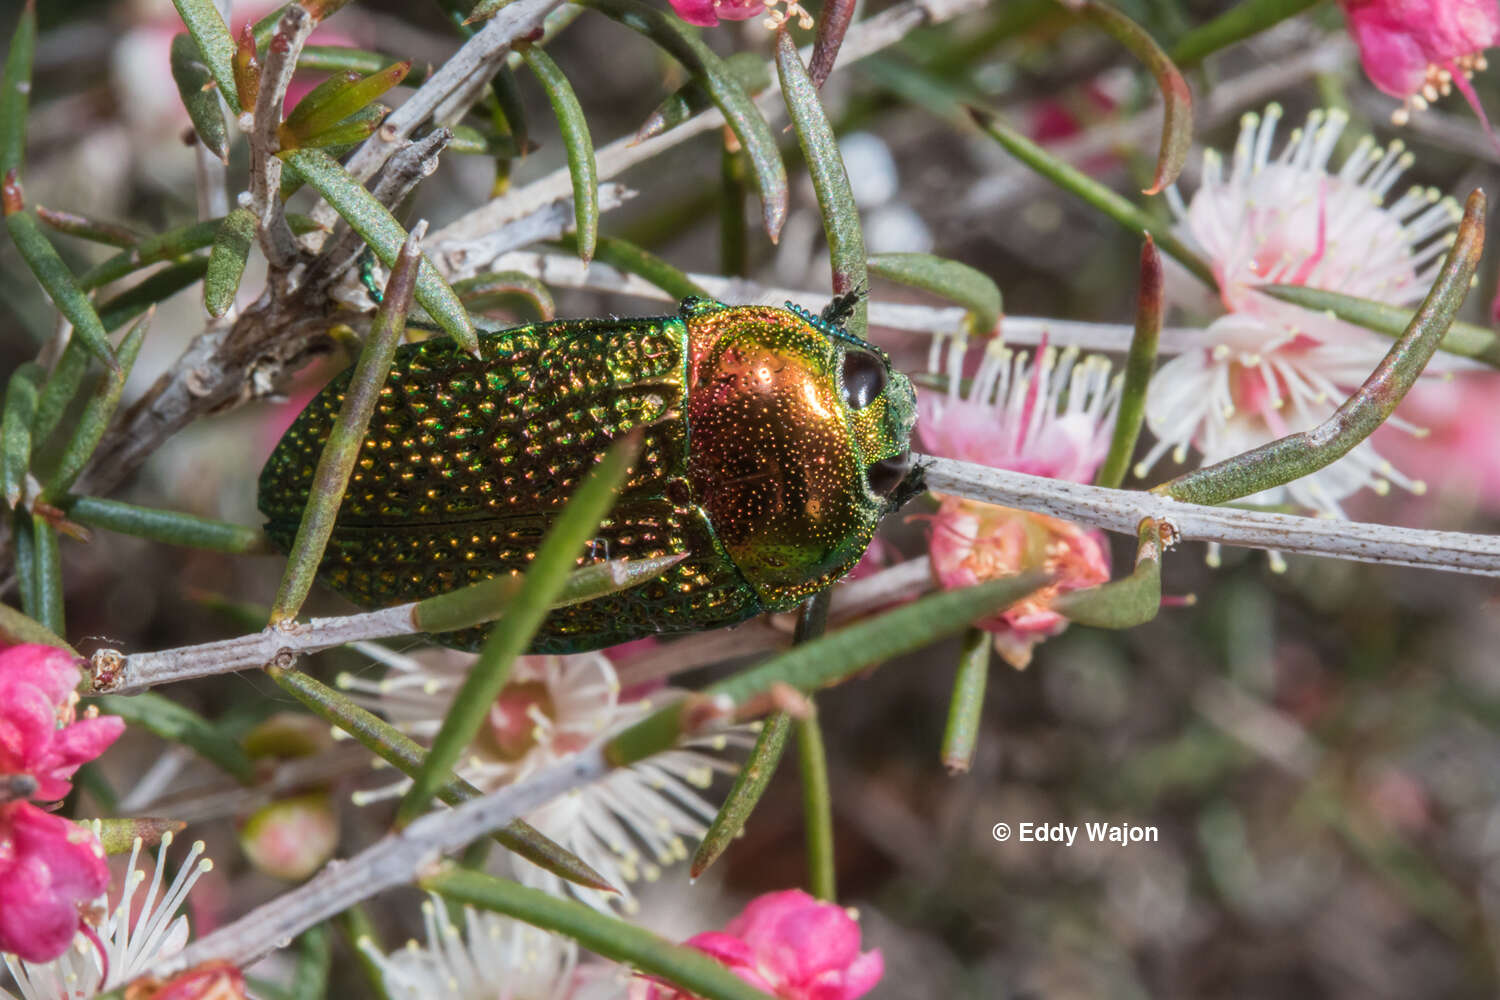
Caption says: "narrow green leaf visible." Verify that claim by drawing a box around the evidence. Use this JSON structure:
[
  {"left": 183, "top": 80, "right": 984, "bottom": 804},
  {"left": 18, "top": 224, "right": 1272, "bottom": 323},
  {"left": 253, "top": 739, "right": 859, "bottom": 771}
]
[
  {"left": 940, "top": 628, "right": 990, "bottom": 775},
  {"left": 285, "top": 61, "right": 410, "bottom": 141},
  {"left": 1053, "top": 518, "right": 1163, "bottom": 627},
  {"left": 31, "top": 338, "right": 90, "bottom": 445},
  {"left": 36, "top": 207, "right": 142, "bottom": 249},
  {"left": 397, "top": 433, "right": 642, "bottom": 825},
  {"left": 778, "top": 29, "right": 866, "bottom": 337},
  {"left": 41, "top": 313, "right": 148, "bottom": 501},
  {"left": 1156, "top": 190, "right": 1487, "bottom": 506},
  {"left": 93, "top": 692, "right": 257, "bottom": 783},
  {"left": 425, "top": 869, "right": 778, "bottom": 1000},
  {"left": 233, "top": 22, "right": 262, "bottom": 111},
  {"left": 519, "top": 45, "right": 597, "bottom": 262},
  {"left": 171, "top": 0, "right": 242, "bottom": 112},
  {"left": 1067, "top": 0, "right": 1192, "bottom": 195},
  {"left": 967, "top": 106, "right": 1217, "bottom": 289},
  {"left": 282, "top": 148, "right": 477, "bottom": 353},
  {"left": 635, "top": 51, "right": 770, "bottom": 143},
  {"left": 797, "top": 711, "right": 835, "bottom": 900},
  {"left": 97, "top": 259, "right": 208, "bottom": 331},
  {"left": 1, "top": 363, "right": 43, "bottom": 507},
  {"left": 721, "top": 142, "right": 749, "bottom": 277},
  {"left": 337, "top": 905, "right": 395, "bottom": 1000},
  {"left": 91, "top": 817, "right": 185, "bottom": 855},
  {"left": 867, "top": 252, "right": 1001, "bottom": 335},
  {"left": 413, "top": 552, "right": 688, "bottom": 634},
  {"left": 691, "top": 712, "right": 791, "bottom": 878},
  {"left": 1172, "top": 0, "right": 1323, "bottom": 67},
  {"left": 3, "top": 186, "right": 119, "bottom": 371},
  {"left": 0, "top": 1, "right": 36, "bottom": 181},
  {"left": 205, "top": 207, "right": 257, "bottom": 317},
  {"left": 271, "top": 227, "right": 423, "bottom": 624},
  {"left": 296, "top": 46, "right": 424, "bottom": 82},
  {"left": 271, "top": 666, "right": 615, "bottom": 890},
  {"left": 81, "top": 214, "right": 320, "bottom": 292},
  {"left": 555, "top": 233, "right": 709, "bottom": 300},
  {"left": 608, "top": 573, "right": 1050, "bottom": 767},
  {"left": 290, "top": 926, "right": 332, "bottom": 1000},
  {"left": 290, "top": 104, "right": 387, "bottom": 150},
  {"left": 453, "top": 270, "right": 556, "bottom": 319},
  {"left": 446, "top": 125, "right": 528, "bottom": 158},
  {"left": 170, "top": 32, "right": 230, "bottom": 161},
  {"left": 1096, "top": 234, "right": 1161, "bottom": 488},
  {"left": 1259, "top": 282, "right": 1500, "bottom": 369},
  {"left": 60, "top": 496, "right": 266, "bottom": 554},
  {"left": 12, "top": 509, "right": 37, "bottom": 622},
  {"left": 580, "top": 0, "right": 787, "bottom": 242},
  {"left": 30, "top": 515, "right": 62, "bottom": 635},
  {"left": 0, "top": 600, "right": 73, "bottom": 652}
]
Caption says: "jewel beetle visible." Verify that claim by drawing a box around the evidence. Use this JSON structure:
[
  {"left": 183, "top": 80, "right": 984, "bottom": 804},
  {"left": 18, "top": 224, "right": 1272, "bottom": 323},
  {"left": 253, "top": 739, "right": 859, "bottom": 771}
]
[{"left": 257, "top": 295, "right": 921, "bottom": 653}]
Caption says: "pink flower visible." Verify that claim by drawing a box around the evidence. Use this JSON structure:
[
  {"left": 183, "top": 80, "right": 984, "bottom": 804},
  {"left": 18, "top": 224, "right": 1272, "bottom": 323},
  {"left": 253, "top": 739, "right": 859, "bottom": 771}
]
[
  {"left": 0, "top": 801, "right": 110, "bottom": 963},
  {"left": 647, "top": 890, "right": 883, "bottom": 1000},
  {"left": 134, "top": 961, "right": 248, "bottom": 1000},
  {"left": 1373, "top": 372, "right": 1500, "bottom": 513},
  {"left": 917, "top": 340, "right": 1118, "bottom": 663},
  {"left": 1341, "top": 0, "right": 1500, "bottom": 125},
  {"left": 667, "top": 0, "right": 766, "bottom": 27},
  {"left": 928, "top": 497, "right": 1110, "bottom": 669},
  {"left": 0, "top": 644, "right": 125, "bottom": 803}
]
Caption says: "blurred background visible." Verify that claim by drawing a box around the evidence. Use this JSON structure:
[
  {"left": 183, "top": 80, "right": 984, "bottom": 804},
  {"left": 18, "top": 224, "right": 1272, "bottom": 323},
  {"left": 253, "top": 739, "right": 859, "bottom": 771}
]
[{"left": 5, "top": 0, "right": 1500, "bottom": 997}]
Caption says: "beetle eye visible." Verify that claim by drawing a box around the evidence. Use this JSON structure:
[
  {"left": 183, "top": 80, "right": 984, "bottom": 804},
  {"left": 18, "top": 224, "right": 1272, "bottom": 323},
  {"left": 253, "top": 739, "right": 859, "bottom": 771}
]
[
  {"left": 841, "top": 350, "right": 886, "bottom": 410},
  {"left": 866, "top": 451, "right": 911, "bottom": 497}
]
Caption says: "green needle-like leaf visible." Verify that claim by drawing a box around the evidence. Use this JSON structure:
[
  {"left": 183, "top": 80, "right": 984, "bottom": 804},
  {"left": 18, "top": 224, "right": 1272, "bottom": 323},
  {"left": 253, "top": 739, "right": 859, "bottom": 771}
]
[
  {"left": 41, "top": 313, "right": 149, "bottom": 501},
  {"left": 30, "top": 515, "right": 62, "bottom": 635},
  {"left": 396, "top": 433, "right": 642, "bottom": 825},
  {"left": 170, "top": 32, "right": 230, "bottom": 161},
  {"left": 1156, "top": 189, "right": 1487, "bottom": 506},
  {"left": 519, "top": 45, "right": 598, "bottom": 262},
  {"left": 1053, "top": 518, "right": 1164, "bottom": 627},
  {"left": 635, "top": 51, "right": 770, "bottom": 143},
  {"left": 289, "top": 926, "right": 332, "bottom": 1000},
  {"left": 1259, "top": 281, "right": 1500, "bottom": 369},
  {"left": 1096, "top": 234, "right": 1162, "bottom": 489},
  {"left": 0, "top": 1, "right": 36, "bottom": 181},
  {"left": 271, "top": 666, "right": 614, "bottom": 890},
  {"left": 81, "top": 214, "right": 320, "bottom": 292},
  {"left": 940, "top": 628, "right": 991, "bottom": 775},
  {"left": 454, "top": 270, "right": 556, "bottom": 319},
  {"left": 289, "top": 105, "right": 388, "bottom": 152},
  {"left": 171, "top": 0, "right": 242, "bottom": 112},
  {"left": 425, "top": 868, "right": 778, "bottom": 1000},
  {"left": 0, "top": 601, "right": 73, "bottom": 652},
  {"left": 1172, "top": 0, "right": 1323, "bottom": 67},
  {"left": 205, "top": 208, "right": 257, "bottom": 317},
  {"left": 92, "top": 692, "right": 257, "bottom": 784},
  {"left": 271, "top": 227, "right": 423, "bottom": 625},
  {"left": 284, "top": 61, "right": 410, "bottom": 142},
  {"left": 797, "top": 710, "right": 835, "bottom": 900},
  {"left": 413, "top": 551, "right": 688, "bottom": 635},
  {"left": 556, "top": 233, "right": 709, "bottom": 300},
  {"left": 59, "top": 496, "right": 266, "bottom": 554},
  {"left": 608, "top": 573, "right": 1050, "bottom": 767},
  {"left": 1065, "top": 0, "right": 1192, "bottom": 195},
  {"left": 580, "top": 0, "right": 787, "bottom": 242},
  {"left": 777, "top": 29, "right": 867, "bottom": 338},
  {"left": 967, "top": 106, "right": 1217, "bottom": 289},
  {"left": 97, "top": 259, "right": 209, "bottom": 331},
  {"left": 868, "top": 252, "right": 1002, "bottom": 336},
  {"left": 1, "top": 363, "right": 43, "bottom": 507},
  {"left": 31, "top": 339, "right": 90, "bottom": 445},
  {"left": 283, "top": 148, "right": 477, "bottom": 352},
  {"left": 3, "top": 182, "right": 119, "bottom": 372},
  {"left": 691, "top": 711, "right": 791, "bottom": 878},
  {"left": 12, "top": 510, "right": 37, "bottom": 623}
]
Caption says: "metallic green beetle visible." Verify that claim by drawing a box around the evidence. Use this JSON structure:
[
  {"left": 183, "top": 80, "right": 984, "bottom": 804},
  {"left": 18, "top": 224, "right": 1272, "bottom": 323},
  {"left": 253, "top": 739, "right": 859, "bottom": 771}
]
[{"left": 257, "top": 295, "right": 920, "bottom": 653}]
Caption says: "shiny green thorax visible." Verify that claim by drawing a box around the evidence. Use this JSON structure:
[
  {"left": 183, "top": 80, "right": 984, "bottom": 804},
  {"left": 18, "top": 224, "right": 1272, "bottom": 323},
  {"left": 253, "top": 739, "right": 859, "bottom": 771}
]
[{"left": 257, "top": 296, "right": 919, "bottom": 652}]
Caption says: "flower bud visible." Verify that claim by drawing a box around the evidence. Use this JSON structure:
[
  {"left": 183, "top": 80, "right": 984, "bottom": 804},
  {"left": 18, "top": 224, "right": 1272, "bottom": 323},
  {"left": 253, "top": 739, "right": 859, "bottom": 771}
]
[{"left": 239, "top": 793, "right": 338, "bottom": 881}]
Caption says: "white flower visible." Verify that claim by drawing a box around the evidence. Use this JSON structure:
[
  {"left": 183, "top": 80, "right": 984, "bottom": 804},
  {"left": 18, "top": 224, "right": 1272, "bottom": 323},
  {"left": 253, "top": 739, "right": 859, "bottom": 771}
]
[
  {"left": 2, "top": 831, "right": 213, "bottom": 1000},
  {"left": 1141, "top": 104, "right": 1457, "bottom": 516},
  {"left": 339, "top": 646, "right": 750, "bottom": 913},
  {"left": 360, "top": 896, "right": 582, "bottom": 1000}
]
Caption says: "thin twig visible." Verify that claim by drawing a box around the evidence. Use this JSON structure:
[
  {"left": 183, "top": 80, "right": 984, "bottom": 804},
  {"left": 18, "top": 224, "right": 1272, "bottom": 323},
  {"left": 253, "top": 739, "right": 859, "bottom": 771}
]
[
  {"left": 147, "top": 744, "right": 612, "bottom": 977},
  {"left": 246, "top": 5, "right": 312, "bottom": 269},
  {"left": 922, "top": 454, "right": 1500, "bottom": 575}
]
